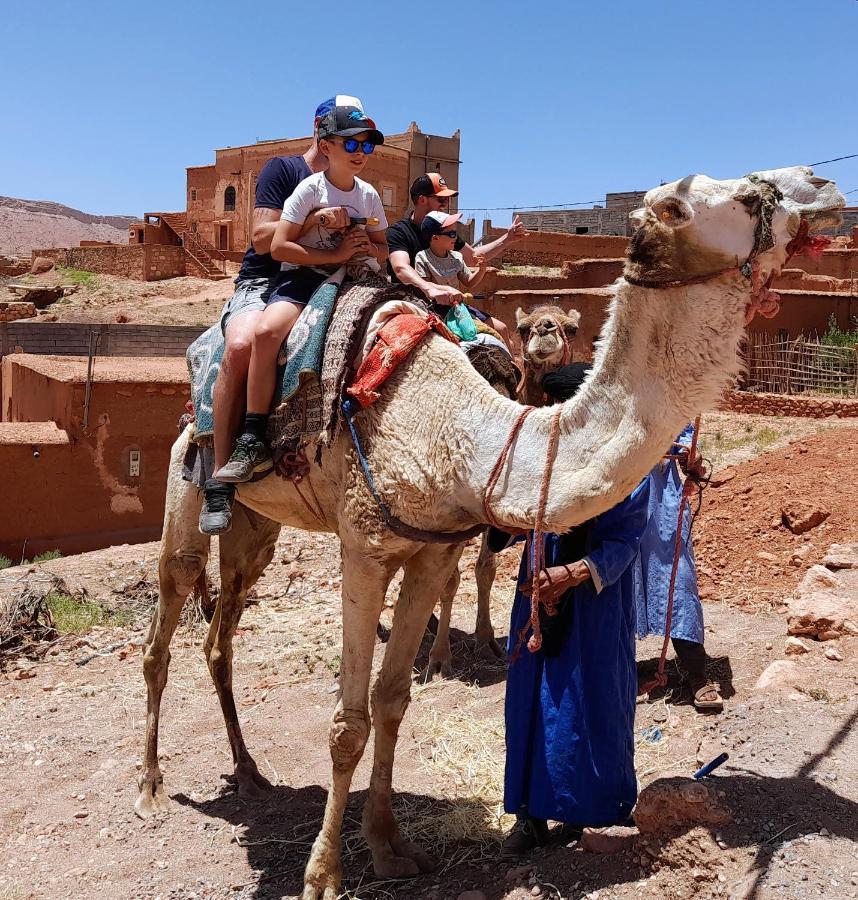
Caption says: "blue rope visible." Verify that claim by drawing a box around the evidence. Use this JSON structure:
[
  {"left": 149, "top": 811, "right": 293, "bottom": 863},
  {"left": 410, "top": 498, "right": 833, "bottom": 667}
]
[{"left": 342, "top": 399, "right": 396, "bottom": 528}]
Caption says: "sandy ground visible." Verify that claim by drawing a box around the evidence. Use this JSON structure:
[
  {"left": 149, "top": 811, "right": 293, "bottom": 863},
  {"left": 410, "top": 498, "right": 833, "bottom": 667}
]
[{"left": 0, "top": 423, "right": 856, "bottom": 899}]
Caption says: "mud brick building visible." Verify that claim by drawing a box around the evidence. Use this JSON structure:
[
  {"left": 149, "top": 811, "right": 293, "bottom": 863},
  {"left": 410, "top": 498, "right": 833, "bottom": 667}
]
[
  {"left": 513, "top": 191, "right": 648, "bottom": 237},
  {"left": 162, "top": 122, "right": 462, "bottom": 257}
]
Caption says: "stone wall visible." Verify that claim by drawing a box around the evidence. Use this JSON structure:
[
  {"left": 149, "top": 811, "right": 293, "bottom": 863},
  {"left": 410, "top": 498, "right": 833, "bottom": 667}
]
[
  {"left": 719, "top": 389, "right": 858, "bottom": 418},
  {"left": 0, "top": 302, "right": 36, "bottom": 322},
  {"left": 144, "top": 244, "right": 187, "bottom": 280},
  {"left": 33, "top": 244, "right": 146, "bottom": 279},
  {"left": 480, "top": 224, "right": 629, "bottom": 267},
  {"left": 0, "top": 322, "right": 206, "bottom": 359}
]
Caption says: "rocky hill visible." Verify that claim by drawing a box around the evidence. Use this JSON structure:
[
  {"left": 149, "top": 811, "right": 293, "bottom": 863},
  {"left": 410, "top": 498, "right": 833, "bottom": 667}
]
[{"left": 0, "top": 196, "right": 136, "bottom": 257}]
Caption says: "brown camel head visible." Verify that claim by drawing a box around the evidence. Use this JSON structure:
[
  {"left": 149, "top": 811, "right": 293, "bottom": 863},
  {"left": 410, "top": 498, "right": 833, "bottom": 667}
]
[{"left": 515, "top": 305, "right": 581, "bottom": 372}]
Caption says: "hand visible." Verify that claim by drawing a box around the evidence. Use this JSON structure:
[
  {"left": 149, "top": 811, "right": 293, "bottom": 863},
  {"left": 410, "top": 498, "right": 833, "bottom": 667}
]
[
  {"left": 424, "top": 283, "right": 464, "bottom": 304},
  {"left": 472, "top": 253, "right": 489, "bottom": 270},
  {"left": 317, "top": 207, "right": 351, "bottom": 230},
  {"left": 521, "top": 561, "right": 591, "bottom": 602},
  {"left": 334, "top": 227, "right": 373, "bottom": 262},
  {"left": 506, "top": 214, "right": 529, "bottom": 243}
]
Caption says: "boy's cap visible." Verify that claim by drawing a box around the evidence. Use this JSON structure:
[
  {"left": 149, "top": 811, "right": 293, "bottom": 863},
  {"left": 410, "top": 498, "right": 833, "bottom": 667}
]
[
  {"left": 421, "top": 210, "right": 463, "bottom": 241},
  {"left": 411, "top": 173, "right": 458, "bottom": 199},
  {"left": 317, "top": 95, "right": 384, "bottom": 144}
]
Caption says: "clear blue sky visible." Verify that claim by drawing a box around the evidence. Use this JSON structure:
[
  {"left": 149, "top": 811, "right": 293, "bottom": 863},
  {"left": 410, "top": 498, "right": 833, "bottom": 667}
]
[{"left": 3, "top": 0, "right": 857, "bottom": 225}]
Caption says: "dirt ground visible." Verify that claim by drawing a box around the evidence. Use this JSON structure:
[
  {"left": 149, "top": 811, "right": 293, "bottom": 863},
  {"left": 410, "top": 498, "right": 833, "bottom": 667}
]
[
  {"left": 1, "top": 423, "right": 857, "bottom": 900},
  {"left": 0, "top": 268, "right": 236, "bottom": 326}
]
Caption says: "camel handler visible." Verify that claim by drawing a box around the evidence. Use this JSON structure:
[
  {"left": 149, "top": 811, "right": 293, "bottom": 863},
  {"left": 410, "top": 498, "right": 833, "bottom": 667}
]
[
  {"left": 200, "top": 97, "right": 360, "bottom": 536},
  {"left": 386, "top": 174, "right": 528, "bottom": 346}
]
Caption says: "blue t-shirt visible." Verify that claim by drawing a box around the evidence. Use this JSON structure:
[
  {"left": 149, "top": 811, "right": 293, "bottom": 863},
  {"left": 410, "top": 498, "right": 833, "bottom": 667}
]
[{"left": 236, "top": 155, "right": 312, "bottom": 282}]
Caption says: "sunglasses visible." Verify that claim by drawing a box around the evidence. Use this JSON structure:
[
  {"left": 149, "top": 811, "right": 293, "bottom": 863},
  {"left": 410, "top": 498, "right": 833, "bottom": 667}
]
[
  {"left": 437, "top": 229, "right": 458, "bottom": 238},
  {"left": 340, "top": 138, "right": 376, "bottom": 155}
]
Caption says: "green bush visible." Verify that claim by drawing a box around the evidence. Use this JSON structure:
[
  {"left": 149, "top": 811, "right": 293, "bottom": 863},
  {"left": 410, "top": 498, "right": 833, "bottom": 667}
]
[
  {"left": 0, "top": 556, "right": 12, "bottom": 570},
  {"left": 29, "top": 549, "right": 62, "bottom": 563},
  {"left": 821, "top": 314, "right": 858, "bottom": 348},
  {"left": 56, "top": 266, "right": 97, "bottom": 288},
  {"left": 46, "top": 591, "right": 134, "bottom": 633}
]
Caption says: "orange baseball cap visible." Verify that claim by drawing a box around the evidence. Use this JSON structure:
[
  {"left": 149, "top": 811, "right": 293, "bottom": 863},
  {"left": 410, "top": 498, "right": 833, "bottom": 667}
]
[{"left": 410, "top": 173, "right": 458, "bottom": 199}]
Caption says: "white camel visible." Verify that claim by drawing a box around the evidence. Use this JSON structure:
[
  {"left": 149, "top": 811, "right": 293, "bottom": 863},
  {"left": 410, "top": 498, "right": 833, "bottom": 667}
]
[{"left": 137, "top": 167, "right": 842, "bottom": 900}]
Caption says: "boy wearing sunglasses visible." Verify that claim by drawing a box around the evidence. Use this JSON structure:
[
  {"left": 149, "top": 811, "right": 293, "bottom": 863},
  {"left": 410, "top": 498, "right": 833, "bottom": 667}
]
[
  {"left": 415, "top": 211, "right": 487, "bottom": 293},
  {"left": 215, "top": 97, "right": 388, "bottom": 483}
]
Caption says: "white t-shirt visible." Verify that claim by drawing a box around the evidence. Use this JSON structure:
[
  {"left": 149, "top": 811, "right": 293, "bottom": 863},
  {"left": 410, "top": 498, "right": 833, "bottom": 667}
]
[{"left": 279, "top": 172, "right": 388, "bottom": 274}]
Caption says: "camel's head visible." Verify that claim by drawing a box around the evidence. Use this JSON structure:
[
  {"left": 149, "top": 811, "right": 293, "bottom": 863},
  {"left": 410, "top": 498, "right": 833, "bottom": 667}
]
[
  {"left": 625, "top": 166, "right": 845, "bottom": 286},
  {"left": 515, "top": 304, "right": 581, "bottom": 370}
]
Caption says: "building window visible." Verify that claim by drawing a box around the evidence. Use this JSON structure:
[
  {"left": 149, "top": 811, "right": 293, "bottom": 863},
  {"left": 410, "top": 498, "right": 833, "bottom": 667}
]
[
  {"left": 224, "top": 186, "right": 236, "bottom": 212},
  {"left": 382, "top": 185, "right": 394, "bottom": 207},
  {"left": 575, "top": 226, "right": 589, "bottom": 235},
  {"left": 190, "top": 189, "right": 197, "bottom": 201}
]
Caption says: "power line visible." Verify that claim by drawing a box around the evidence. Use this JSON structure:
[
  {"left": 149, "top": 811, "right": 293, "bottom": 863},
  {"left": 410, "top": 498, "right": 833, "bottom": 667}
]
[{"left": 809, "top": 153, "right": 858, "bottom": 166}]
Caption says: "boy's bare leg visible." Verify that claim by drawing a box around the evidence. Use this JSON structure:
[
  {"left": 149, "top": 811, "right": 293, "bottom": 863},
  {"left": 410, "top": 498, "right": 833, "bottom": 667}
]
[
  {"left": 213, "top": 311, "right": 263, "bottom": 471},
  {"left": 246, "top": 302, "right": 303, "bottom": 414},
  {"left": 488, "top": 315, "right": 511, "bottom": 349}
]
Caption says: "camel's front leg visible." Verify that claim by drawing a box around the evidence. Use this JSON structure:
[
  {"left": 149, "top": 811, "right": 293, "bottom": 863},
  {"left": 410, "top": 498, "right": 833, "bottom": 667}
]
[
  {"left": 474, "top": 532, "right": 503, "bottom": 659},
  {"left": 206, "top": 503, "right": 280, "bottom": 797},
  {"left": 363, "top": 543, "right": 460, "bottom": 878},
  {"left": 136, "top": 452, "right": 209, "bottom": 818},
  {"left": 303, "top": 546, "right": 392, "bottom": 900}
]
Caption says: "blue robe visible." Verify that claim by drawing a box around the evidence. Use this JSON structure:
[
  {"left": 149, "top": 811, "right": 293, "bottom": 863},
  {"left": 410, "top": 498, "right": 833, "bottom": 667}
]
[
  {"left": 504, "top": 479, "right": 650, "bottom": 825},
  {"left": 634, "top": 425, "right": 705, "bottom": 645}
]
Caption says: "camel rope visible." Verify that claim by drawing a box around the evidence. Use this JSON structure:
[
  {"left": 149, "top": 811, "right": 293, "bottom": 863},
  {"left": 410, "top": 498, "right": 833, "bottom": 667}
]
[{"left": 483, "top": 406, "right": 536, "bottom": 527}]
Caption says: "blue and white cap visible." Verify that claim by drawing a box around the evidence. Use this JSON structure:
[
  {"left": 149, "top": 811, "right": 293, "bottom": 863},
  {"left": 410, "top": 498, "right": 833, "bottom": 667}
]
[{"left": 316, "top": 95, "right": 384, "bottom": 145}]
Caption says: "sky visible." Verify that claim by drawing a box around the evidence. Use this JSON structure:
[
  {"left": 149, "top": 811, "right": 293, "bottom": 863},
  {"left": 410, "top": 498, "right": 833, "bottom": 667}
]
[{"left": 3, "top": 0, "right": 857, "bottom": 226}]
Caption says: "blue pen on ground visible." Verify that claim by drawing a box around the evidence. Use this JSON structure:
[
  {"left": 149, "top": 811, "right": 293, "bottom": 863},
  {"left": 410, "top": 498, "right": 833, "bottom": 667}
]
[{"left": 693, "top": 752, "right": 729, "bottom": 780}]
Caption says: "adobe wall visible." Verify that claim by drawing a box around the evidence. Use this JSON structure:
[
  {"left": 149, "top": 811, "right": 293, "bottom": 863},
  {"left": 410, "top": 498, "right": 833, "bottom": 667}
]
[
  {"left": 788, "top": 248, "right": 858, "bottom": 281},
  {"left": 481, "top": 224, "right": 629, "bottom": 267},
  {"left": 144, "top": 244, "right": 187, "bottom": 280},
  {"left": 0, "top": 302, "right": 37, "bottom": 323},
  {"left": 0, "top": 355, "right": 190, "bottom": 557},
  {"left": 33, "top": 245, "right": 146, "bottom": 280},
  {"left": 478, "top": 259, "right": 623, "bottom": 296},
  {"left": 719, "top": 389, "right": 858, "bottom": 419},
  {"left": 0, "top": 322, "right": 206, "bottom": 360}
]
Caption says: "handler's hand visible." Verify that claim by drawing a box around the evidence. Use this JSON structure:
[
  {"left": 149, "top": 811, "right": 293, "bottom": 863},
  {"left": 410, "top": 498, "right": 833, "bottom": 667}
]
[
  {"left": 318, "top": 207, "right": 351, "bottom": 229},
  {"left": 424, "top": 283, "right": 464, "bottom": 304},
  {"left": 521, "top": 560, "right": 591, "bottom": 602},
  {"left": 506, "top": 214, "right": 529, "bottom": 243}
]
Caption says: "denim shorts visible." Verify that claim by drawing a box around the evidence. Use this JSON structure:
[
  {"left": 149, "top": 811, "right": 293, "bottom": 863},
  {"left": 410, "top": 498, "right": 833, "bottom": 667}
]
[
  {"left": 219, "top": 277, "right": 273, "bottom": 334},
  {"left": 268, "top": 268, "right": 329, "bottom": 307}
]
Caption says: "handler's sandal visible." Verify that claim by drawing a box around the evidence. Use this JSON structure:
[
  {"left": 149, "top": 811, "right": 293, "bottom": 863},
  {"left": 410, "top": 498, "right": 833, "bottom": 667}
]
[
  {"left": 214, "top": 436, "right": 271, "bottom": 483},
  {"left": 199, "top": 479, "right": 235, "bottom": 535},
  {"left": 500, "top": 816, "right": 549, "bottom": 858}
]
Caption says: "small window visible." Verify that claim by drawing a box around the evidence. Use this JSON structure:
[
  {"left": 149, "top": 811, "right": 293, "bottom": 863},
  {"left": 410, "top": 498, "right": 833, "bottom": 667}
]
[
  {"left": 224, "top": 186, "right": 236, "bottom": 212},
  {"left": 575, "top": 226, "right": 589, "bottom": 235},
  {"left": 190, "top": 189, "right": 197, "bottom": 201},
  {"left": 137, "top": 229, "right": 144, "bottom": 243},
  {"left": 191, "top": 222, "right": 197, "bottom": 233},
  {"left": 382, "top": 185, "right": 394, "bottom": 207}
]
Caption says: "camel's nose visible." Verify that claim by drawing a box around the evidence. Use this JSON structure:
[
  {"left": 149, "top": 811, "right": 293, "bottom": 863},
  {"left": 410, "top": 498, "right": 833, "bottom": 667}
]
[{"left": 535, "top": 320, "right": 557, "bottom": 336}]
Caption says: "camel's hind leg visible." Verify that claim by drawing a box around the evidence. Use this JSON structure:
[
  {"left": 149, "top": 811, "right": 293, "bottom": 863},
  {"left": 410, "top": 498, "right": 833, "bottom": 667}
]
[
  {"left": 362, "top": 542, "right": 461, "bottom": 879},
  {"left": 205, "top": 502, "right": 280, "bottom": 797},
  {"left": 136, "top": 440, "right": 209, "bottom": 818},
  {"left": 424, "top": 553, "right": 462, "bottom": 681},
  {"left": 473, "top": 532, "right": 503, "bottom": 659}
]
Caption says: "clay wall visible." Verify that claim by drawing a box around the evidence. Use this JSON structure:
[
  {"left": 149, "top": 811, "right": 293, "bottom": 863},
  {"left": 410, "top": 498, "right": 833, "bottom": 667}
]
[
  {"left": 144, "top": 244, "right": 187, "bottom": 280},
  {"left": 788, "top": 248, "right": 858, "bottom": 281},
  {"left": 480, "top": 223, "right": 629, "bottom": 267},
  {"left": 719, "top": 389, "right": 858, "bottom": 419},
  {"left": 0, "top": 355, "right": 190, "bottom": 557},
  {"left": 0, "top": 302, "right": 36, "bottom": 323},
  {"left": 0, "top": 323, "right": 206, "bottom": 360},
  {"left": 33, "top": 245, "right": 146, "bottom": 280},
  {"left": 0, "top": 261, "right": 30, "bottom": 277}
]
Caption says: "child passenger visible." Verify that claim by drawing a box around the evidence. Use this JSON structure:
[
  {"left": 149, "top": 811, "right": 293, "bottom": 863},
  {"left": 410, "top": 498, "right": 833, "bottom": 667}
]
[
  {"left": 215, "top": 98, "right": 388, "bottom": 483},
  {"left": 414, "top": 211, "right": 487, "bottom": 292}
]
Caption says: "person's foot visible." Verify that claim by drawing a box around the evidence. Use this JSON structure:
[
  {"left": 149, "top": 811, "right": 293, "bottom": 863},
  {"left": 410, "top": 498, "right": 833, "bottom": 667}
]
[
  {"left": 199, "top": 479, "right": 235, "bottom": 535},
  {"left": 500, "top": 816, "right": 549, "bottom": 858},
  {"left": 691, "top": 679, "right": 724, "bottom": 713},
  {"left": 214, "top": 436, "right": 271, "bottom": 483}
]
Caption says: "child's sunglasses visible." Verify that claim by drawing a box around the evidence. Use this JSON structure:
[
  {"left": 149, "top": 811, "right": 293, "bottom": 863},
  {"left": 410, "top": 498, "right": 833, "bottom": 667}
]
[
  {"left": 341, "top": 138, "right": 376, "bottom": 155},
  {"left": 439, "top": 229, "right": 458, "bottom": 238}
]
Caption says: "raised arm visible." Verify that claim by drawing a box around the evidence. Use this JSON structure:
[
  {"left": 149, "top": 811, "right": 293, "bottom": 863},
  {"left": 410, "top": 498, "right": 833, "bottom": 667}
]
[{"left": 461, "top": 214, "right": 529, "bottom": 266}]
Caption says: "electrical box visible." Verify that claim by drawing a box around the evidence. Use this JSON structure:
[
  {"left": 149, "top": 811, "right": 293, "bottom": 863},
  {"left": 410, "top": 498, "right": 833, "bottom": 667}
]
[{"left": 129, "top": 450, "right": 141, "bottom": 477}]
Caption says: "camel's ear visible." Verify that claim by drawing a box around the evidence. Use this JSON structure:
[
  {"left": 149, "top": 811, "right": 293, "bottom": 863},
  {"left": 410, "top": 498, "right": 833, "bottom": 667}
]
[
  {"left": 515, "top": 307, "right": 527, "bottom": 326},
  {"left": 733, "top": 186, "right": 762, "bottom": 216},
  {"left": 564, "top": 309, "right": 582, "bottom": 337},
  {"left": 650, "top": 196, "right": 694, "bottom": 229},
  {"left": 629, "top": 207, "right": 647, "bottom": 229}
]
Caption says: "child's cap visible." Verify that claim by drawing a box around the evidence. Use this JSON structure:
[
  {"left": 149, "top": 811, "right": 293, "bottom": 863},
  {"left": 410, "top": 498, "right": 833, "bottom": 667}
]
[
  {"left": 411, "top": 173, "right": 458, "bottom": 199},
  {"left": 317, "top": 95, "right": 384, "bottom": 144},
  {"left": 421, "top": 211, "right": 463, "bottom": 242}
]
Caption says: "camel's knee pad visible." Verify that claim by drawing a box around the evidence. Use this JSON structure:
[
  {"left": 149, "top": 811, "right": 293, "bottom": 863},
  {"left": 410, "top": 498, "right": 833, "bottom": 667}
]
[
  {"left": 329, "top": 706, "right": 370, "bottom": 770},
  {"left": 164, "top": 552, "right": 207, "bottom": 595}
]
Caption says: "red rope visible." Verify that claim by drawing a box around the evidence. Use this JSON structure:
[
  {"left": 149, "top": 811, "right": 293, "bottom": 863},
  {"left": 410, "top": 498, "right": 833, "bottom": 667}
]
[
  {"left": 641, "top": 415, "right": 702, "bottom": 696},
  {"left": 483, "top": 406, "right": 536, "bottom": 527}
]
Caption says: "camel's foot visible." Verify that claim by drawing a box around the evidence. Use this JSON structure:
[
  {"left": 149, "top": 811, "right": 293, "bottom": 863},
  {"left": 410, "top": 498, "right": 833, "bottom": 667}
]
[
  {"left": 474, "top": 632, "right": 505, "bottom": 660},
  {"left": 224, "top": 759, "right": 274, "bottom": 798},
  {"left": 302, "top": 834, "right": 342, "bottom": 900},
  {"left": 369, "top": 833, "right": 438, "bottom": 879},
  {"left": 422, "top": 655, "right": 454, "bottom": 682},
  {"left": 134, "top": 770, "right": 171, "bottom": 819}
]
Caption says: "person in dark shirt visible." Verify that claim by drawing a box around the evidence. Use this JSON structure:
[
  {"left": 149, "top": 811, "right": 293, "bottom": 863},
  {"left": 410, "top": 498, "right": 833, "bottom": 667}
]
[
  {"left": 200, "top": 97, "right": 354, "bottom": 535},
  {"left": 387, "top": 174, "right": 529, "bottom": 345}
]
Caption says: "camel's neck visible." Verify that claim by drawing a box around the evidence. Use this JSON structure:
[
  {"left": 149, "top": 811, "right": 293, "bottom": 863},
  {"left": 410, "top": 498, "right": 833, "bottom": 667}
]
[{"left": 459, "top": 276, "right": 749, "bottom": 531}]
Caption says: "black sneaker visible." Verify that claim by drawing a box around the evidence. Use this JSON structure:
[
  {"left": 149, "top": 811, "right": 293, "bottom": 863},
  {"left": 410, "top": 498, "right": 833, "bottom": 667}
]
[
  {"left": 199, "top": 479, "right": 235, "bottom": 535},
  {"left": 500, "top": 816, "right": 549, "bottom": 858},
  {"left": 214, "top": 435, "right": 271, "bottom": 483}
]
